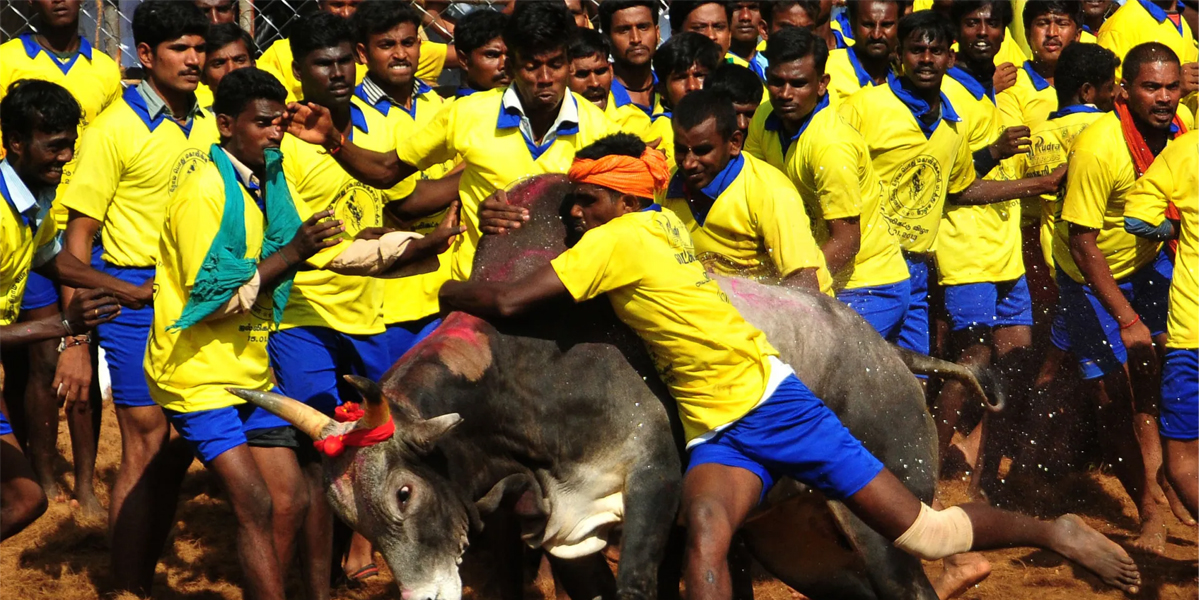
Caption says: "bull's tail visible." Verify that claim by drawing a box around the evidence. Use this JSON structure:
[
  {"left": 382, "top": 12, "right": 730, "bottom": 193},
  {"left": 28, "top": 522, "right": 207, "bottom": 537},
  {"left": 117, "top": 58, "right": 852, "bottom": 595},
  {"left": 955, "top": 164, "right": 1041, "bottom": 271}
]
[{"left": 894, "top": 348, "right": 1006, "bottom": 413}]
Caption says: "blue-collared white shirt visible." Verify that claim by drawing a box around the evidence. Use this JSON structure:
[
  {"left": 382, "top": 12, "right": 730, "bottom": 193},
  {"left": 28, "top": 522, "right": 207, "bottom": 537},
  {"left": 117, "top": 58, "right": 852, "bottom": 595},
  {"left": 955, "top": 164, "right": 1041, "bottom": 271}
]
[
  {"left": 135, "top": 80, "right": 203, "bottom": 122},
  {"left": 0, "top": 159, "right": 60, "bottom": 267},
  {"left": 500, "top": 84, "right": 580, "bottom": 148}
]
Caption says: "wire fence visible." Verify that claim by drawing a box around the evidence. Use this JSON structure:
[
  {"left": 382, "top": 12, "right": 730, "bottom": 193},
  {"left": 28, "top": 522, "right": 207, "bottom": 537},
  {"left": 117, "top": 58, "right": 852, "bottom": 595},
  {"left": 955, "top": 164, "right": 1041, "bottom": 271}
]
[{"left": 0, "top": 0, "right": 671, "bottom": 77}]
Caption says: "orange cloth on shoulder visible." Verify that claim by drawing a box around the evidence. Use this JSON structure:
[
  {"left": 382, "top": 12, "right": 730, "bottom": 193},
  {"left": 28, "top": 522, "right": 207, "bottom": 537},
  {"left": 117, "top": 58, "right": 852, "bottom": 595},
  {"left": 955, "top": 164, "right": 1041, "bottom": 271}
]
[{"left": 567, "top": 147, "right": 670, "bottom": 200}]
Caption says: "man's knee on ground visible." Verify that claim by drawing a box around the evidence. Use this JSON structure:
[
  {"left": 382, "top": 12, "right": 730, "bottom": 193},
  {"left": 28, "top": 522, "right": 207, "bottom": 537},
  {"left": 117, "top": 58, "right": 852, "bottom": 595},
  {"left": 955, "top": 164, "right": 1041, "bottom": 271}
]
[{"left": 893, "top": 503, "right": 974, "bottom": 560}]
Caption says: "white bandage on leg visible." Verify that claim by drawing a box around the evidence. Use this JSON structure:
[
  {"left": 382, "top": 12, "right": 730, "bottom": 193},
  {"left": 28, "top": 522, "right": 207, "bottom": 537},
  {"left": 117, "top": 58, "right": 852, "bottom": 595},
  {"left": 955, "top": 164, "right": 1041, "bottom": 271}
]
[{"left": 892, "top": 503, "right": 974, "bottom": 560}]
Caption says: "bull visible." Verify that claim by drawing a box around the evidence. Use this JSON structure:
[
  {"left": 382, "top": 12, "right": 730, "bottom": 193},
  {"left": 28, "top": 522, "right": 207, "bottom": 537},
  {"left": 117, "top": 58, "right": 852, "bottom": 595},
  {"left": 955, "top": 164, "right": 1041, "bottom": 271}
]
[{"left": 233, "top": 175, "right": 1002, "bottom": 600}]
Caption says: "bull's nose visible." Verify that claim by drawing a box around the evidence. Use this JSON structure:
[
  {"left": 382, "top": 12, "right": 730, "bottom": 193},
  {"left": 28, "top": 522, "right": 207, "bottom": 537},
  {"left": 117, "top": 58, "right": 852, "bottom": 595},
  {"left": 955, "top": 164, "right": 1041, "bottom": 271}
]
[
  {"left": 400, "top": 589, "right": 432, "bottom": 600},
  {"left": 401, "top": 590, "right": 415, "bottom": 600}
]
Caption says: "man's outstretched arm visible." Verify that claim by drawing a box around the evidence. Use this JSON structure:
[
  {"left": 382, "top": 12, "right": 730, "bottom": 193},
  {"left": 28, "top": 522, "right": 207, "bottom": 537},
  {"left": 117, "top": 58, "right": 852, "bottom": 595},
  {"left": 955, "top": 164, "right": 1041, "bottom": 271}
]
[
  {"left": 284, "top": 102, "right": 418, "bottom": 188},
  {"left": 439, "top": 264, "right": 571, "bottom": 319}
]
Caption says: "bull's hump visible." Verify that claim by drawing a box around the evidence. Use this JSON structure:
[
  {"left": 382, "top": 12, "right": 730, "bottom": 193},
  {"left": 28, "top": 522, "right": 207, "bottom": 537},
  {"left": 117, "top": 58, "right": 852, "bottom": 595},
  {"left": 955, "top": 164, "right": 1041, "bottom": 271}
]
[{"left": 402, "top": 313, "right": 495, "bottom": 383}]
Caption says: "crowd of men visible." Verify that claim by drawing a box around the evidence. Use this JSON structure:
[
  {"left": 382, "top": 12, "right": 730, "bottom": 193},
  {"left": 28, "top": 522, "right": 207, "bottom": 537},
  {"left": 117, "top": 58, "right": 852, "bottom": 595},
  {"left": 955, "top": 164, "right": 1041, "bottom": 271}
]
[{"left": 0, "top": 0, "right": 1196, "bottom": 599}]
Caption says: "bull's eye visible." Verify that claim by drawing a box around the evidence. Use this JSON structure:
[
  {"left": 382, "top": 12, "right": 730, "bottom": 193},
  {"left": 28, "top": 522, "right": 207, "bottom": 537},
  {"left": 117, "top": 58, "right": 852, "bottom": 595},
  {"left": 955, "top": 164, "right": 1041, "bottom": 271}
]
[{"left": 397, "top": 485, "right": 412, "bottom": 509}]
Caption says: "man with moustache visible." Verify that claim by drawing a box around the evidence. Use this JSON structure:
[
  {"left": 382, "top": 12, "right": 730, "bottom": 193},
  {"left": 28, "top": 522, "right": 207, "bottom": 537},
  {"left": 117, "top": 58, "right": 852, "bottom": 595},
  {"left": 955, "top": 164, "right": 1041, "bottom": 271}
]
[
  {"left": 599, "top": 1, "right": 664, "bottom": 121},
  {"left": 1000, "top": 1, "right": 1083, "bottom": 131},
  {"left": 825, "top": 0, "right": 905, "bottom": 104},
  {"left": 452, "top": 9, "right": 510, "bottom": 98}
]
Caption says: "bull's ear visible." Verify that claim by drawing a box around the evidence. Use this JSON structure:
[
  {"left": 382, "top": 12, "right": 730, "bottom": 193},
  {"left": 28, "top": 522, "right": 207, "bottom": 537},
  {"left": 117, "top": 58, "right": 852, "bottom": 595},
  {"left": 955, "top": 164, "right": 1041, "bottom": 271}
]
[
  {"left": 410, "top": 413, "right": 463, "bottom": 453},
  {"left": 474, "top": 473, "right": 545, "bottom": 519}
]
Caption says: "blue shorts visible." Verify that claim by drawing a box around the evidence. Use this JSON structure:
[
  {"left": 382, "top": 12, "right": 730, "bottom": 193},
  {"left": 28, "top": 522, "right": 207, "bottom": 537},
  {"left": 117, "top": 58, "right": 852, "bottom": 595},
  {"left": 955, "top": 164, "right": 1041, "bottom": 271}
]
[
  {"left": 1050, "top": 302, "right": 1072, "bottom": 352},
  {"left": 686, "top": 374, "right": 885, "bottom": 503},
  {"left": 383, "top": 316, "right": 442, "bottom": 361},
  {"left": 166, "top": 397, "right": 291, "bottom": 465},
  {"left": 1056, "top": 252, "right": 1172, "bottom": 380},
  {"left": 20, "top": 271, "right": 58, "bottom": 311},
  {"left": 0, "top": 411, "right": 12, "bottom": 437},
  {"left": 837, "top": 279, "right": 911, "bottom": 342},
  {"left": 268, "top": 326, "right": 392, "bottom": 416},
  {"left": 897, "top": 253, "right": 931, "bottom": 355},
  {"left": 943, "top": 276, "right": 1034, "bottom": 332},
  {"left": 1160, "top": 348, "right": 1198, "bottom": 441},
  {"left": 94, "top": 262, "right": 156, "bottom": 407}
]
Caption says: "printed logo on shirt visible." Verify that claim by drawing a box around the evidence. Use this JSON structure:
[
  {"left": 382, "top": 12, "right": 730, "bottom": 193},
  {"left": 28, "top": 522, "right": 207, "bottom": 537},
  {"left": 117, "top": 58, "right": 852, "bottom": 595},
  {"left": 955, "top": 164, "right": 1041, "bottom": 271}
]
[
  {"left": 170, "top": 149, "right": 211, "bottom": 194},
  {"left": 885, "top": 155, "right": 943, "bottom": 220},
  {"left": 330, "top": 180, "right": 383, "bottom": 238}
]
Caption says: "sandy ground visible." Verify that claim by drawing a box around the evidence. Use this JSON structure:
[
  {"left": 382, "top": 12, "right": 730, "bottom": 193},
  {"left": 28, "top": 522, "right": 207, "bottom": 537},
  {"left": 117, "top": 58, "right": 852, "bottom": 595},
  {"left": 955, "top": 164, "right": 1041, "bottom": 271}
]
[{"left": 2, "top": 402, "right": 1196, "bottom": 600}]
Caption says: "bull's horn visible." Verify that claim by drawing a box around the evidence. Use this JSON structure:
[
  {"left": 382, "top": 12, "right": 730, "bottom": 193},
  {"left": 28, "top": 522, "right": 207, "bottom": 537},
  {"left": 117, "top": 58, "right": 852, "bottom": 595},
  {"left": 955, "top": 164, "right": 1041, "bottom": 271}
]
[
  {"left": 343, "top": 375, "right": 391, "bottom": 429},
  {"left": 227, "top": 388, "right": 334, "bottom": 439}
]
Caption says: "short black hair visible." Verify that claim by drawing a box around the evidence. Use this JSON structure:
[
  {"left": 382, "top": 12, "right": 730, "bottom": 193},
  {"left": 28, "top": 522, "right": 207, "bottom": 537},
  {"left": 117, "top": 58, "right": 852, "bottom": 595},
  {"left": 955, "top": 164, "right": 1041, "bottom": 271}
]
[
  {"left": 1055, "top": 43, "right": 1119, "bottom": 106},
  {"left": 455, "top": 9, "right": 508, "bottom": 56},
  {"left": 568, "top": 28, "right": 612, "bottom": 61},
  {"left": 763, "top": 24, "right": 829, "bottom": 73},
  {"left": 674, "top": 88, "right": 738, "bottom": 141},
  {"left": 132, "top": 0, "right": 208, "bottom": 50},
  {"left": 847, "top": 0, "right": 909, "bottom": 24},
  {"left": 704, "top": 63, "right": 763, "bottom": 105},
  {"left": 598, "top": 0, "right": 659, "bottom": 35},
  {"left": 351, "top": 0, "right": 423, "bottom": 46},
  {"left": 668, "top": 1, "right": 732, "bottom": 32},
  {"left": 653, "top": 32, "right": 723, "bottom": 78},
  {"left": 205, "top": 22, "right": 256, "bottom": 57},
  {"left": 1022, "top": 0, "right": 1081, "bottom": 32},
  {"left": 1122, "top": 41, "right": 1183, "bottom": 83},
  {"left": 212, "top": 67, "right": 287, "bottom": 118},
  {"left": 950, "top": 0, "right": 1013, "bottom": 30},
  {"left": 0, "top": 80, "right": 81, "bottom": 152},
  {"left": 575, "top": 132, "right": 647, "bottom": 160},
  {"left": 897, "top": 9, "right": 955, "bottom": 51},
  {"left": 761, "top": 1, "right": 818, "bottom": 28},
  {"left": 290, "top": 12, "right": 354, "bottom": 62},
  {"left": 504, "top": 2, "right": 578, "bottom": 61}
]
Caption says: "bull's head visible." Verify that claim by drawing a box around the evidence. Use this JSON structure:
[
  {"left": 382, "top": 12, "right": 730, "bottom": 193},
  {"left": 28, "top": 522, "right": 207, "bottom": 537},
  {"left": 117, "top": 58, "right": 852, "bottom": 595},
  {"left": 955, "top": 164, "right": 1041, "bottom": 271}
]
[{"left": 229, "top": 377, "right": 469, "bottom": 600}]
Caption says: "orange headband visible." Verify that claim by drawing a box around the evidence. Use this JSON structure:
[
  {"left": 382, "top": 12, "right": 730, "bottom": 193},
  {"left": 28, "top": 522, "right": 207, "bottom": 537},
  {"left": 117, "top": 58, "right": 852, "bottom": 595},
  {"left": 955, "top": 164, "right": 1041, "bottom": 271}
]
[{"left": 567, "top": 147, "right": 670, "bottom": 200}]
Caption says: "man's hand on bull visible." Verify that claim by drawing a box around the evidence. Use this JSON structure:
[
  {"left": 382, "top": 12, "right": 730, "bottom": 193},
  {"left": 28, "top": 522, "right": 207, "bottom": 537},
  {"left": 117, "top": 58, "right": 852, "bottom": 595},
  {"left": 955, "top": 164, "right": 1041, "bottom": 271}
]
[{"left": 479, "top": 189, "right": 530, "bottom": 235}]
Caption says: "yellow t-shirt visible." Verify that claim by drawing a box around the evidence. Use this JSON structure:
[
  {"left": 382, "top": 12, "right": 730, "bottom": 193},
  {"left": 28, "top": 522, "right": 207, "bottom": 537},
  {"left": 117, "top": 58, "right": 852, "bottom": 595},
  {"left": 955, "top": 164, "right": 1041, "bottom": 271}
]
[
  {"left": 1123, "top": 130, "right": 1198, "bottom": 349},
  {"left": 550, "top": 207, "right": 779, "bottom": 443},
  {"left": 606, "top": 78, "right": 661, "bottom": 142},
  {"left": 356, "top": 81, "right": 458, "bottom": 325},
  {"left": 1056, "top": 111, "right": 1174, "bottom": 283},
  {"left": 661, "top": 153, "right": 833, "bottom": 295},
  {"left": 144, "top": 155, "right": 275, "bottom": 413},
  {"left": 1003, "top": 105, "right": 1106, "bottom": 271},
  {"left": 0, "top": 172, "right": 58, "bottom": 326},
  {"left": 278, "top": 97, "right": 396, "bottom": 335},
  {"left": 648, "top": 111, "right": 676, "bottom": 170},
  {"left": 258, "top": 37, "right": 368, "bottom": 103},
  {"left": 935, "top": 69, "right": 1025, "bottom": 285},
  {"left": 824, "top": 48, "right": 884, "bottom": 106},
  {"left": 59, "top": 86, "right": 219, "bottom": 267},
  {"left": 396, "top": 88, "right": 619, "bottom": 280},
  {"left": 998, "top": 61, "right": 1058, "bottom": 131},
  {"left": 745, "top": 100, "right": 908, "bottom": 290},
  {"left": 195, "top": 82, "right": 214, "bottom": 110},
  {"left": 1098, "top": 0, "right": 1198, "bottom": 69},
  {"left": 840, "top": 78, "right": 977, "bottom": 254},
  {"left": 417, "top": 40, "right": 449, "bottom": 83}
]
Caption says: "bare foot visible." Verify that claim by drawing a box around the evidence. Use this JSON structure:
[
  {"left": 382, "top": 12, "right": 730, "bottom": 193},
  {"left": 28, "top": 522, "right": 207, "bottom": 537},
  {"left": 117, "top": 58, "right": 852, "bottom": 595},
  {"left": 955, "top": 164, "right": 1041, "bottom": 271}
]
[
  {"left": 932, "top": 552, "right": 991, "bottom": 599},
  {"left": 1130, "top": 509, "right": 1168, "bottom": 556},
  {"left": 43, "top": 481, "right": 65, "bottom": 503},
  {"left": 1051, "top": 514, "right": 1141, "bottom": 594},
  {"left": 73, "top": 491, "right": 106, "bottom": 521}
]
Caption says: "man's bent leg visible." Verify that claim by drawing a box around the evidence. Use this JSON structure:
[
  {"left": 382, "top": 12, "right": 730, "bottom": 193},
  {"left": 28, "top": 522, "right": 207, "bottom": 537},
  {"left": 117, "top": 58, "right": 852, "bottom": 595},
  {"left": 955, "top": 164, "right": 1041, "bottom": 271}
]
[
  {"left": 1, "top": 428, "right": 48, "bottom": 541},
  {"left": 681, "top": 464, "right": 763, "bottom": 600}
]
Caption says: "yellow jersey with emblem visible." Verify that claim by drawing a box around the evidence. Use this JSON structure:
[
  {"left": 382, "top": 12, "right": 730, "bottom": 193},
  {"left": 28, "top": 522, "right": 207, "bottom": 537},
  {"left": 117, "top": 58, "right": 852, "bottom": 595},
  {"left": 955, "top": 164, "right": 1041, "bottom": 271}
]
[
  {"left": 396, "top": 88, "right": 619, "bottom": 281},
  {"left": 606, "top": 78, "right": 660, "bottom": 141},
  {"left": 840, "top": 79, "right": 976, "bottom": 254},
  {"left": 1056, "top": 111, "right": 1172, "bottom": 283},
  {"left": 550, "top": 207, "right": 779, "bottom": 443},
  {"left": 998, "top": 62, "right": 1058, "bottom": 133},
  {"left": 355, "top": 82, "right": 458, "bottom": 325},
  {"left": 60, "top": 86, "right": 219, "bottom": 267},
  {"left": 745, "top": 100, "right": 908, "bottom": 290},
  {"left": 279, "top": 97, "right": 393, "bottom": 335},
  {"left": 1003, "top": 106, "right": 1106, "bottom": 271},
  {"left": 661, "top": 153, "right": 833, "bottom": 295},
  {"left": 935, "top": 69, "right": 1025, "bottom": 285},
  {"left": 144, "top": 156, "right": 275, "bottom": 413},
  {"left": 1123, "top": 130, "right": 1198, "bottom": 349}
]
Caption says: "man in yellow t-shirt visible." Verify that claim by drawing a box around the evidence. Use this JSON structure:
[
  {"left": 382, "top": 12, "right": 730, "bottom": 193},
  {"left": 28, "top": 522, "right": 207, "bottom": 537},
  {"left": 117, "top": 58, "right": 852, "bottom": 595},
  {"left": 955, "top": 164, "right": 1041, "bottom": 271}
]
[
  {"left": 53, "top": 3, "right": 216, "bottom": 594},
  {"left": 662, "top": 90, "right": 830, "bottom": 295},
  {"left": 0, "top": 80, "right": 122, "bottom": 541},
  {"left": 703, "top": 63, "right": 764, "bottom": 138},
  {"left": 451, "top": 9, "right": 510, "bottom": 99},
  {"left": 1123, "top": 130, "right": 1199, "bottom": 519},
  {"left": 649, "top": 33, "right": 726, "bottom": 169},
  {"left": 438, "top": 134, "right": 1145, "bottom": 600},
  {"left": 0, "top": 0, "right": 123, "bottom": 519},
  {"left": 744, "top": 27, "right": 910, "bottom": 328},
  {"left": 282, "top": 3, "right": 619, "bottom": 283},
  {"left": 824, "top": 0, "right": 903, "bottom": 105},
  {"left": 840, "top": 11, "right": 1064, "bottom": 356},
  {"left": 598, "top": 1, "right": 664, "bottom": 123},
  {"left": 1055, "top": 43, "right": 1190, "bottom": 553},
  {"left": 197, "top": 23, "right": 255, "bottom": 110},
  {"left": 999, "top": 1, "right": 1082, "bottom": 133},
  {"left": 1098, "top": 0, "right": 1199, "bottom": 116},
  {"left": 145, "top": 68, "right": 343, "bottom": 600}
]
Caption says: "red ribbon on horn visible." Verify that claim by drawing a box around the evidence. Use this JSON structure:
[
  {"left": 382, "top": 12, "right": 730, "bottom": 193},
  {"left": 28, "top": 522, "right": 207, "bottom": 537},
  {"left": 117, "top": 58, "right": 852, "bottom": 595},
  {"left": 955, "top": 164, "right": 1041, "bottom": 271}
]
[
  {"left": 334, "top": 402, "right": 365, "bottom": 422},
  {"left": 314, "top": 415, "right": 396, "bottom": 458}
]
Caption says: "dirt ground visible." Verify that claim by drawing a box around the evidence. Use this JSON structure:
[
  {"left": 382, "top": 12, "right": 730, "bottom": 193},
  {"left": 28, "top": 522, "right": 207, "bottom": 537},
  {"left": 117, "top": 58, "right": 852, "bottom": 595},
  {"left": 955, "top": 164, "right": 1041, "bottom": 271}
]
[{"left": 2, "top": 403, "right": 1196, "bottom": 600}]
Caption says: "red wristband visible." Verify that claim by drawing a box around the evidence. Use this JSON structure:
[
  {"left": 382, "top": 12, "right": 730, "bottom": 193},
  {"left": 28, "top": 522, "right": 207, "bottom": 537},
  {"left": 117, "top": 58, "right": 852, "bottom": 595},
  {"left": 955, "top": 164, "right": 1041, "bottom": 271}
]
[
  {"left": 325, "top": 132, "right": 345, "bottom": 155},
  {"left": 1119, "top": 315, "right": 1142, "bottom": 330}
]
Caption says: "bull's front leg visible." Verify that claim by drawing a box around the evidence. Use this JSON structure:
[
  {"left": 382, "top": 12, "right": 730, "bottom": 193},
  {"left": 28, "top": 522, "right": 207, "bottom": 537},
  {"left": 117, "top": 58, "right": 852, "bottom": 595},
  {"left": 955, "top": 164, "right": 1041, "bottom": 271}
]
[{"left": 615, "top": 450, "right": 683, "bottom": 600}]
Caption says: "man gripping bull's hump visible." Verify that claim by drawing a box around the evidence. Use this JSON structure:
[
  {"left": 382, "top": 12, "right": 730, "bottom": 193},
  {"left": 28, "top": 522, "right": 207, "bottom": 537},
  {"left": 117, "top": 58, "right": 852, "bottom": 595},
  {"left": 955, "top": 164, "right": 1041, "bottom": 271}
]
[{"left": 436, "top": 131, "right": 1143, "bottom": 600}]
